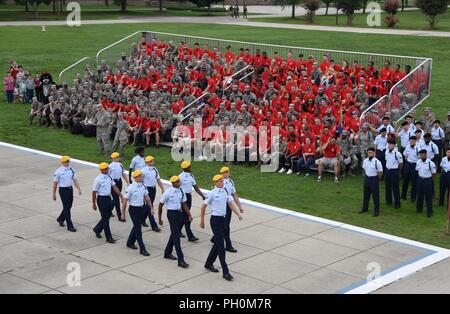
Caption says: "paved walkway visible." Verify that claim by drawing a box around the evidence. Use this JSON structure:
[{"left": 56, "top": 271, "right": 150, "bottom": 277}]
[
  {"left": 1, "top": 14, "right": 450, "bottom": 38},
  {"left": 0, "top": 143, "right": 448, "bottom": 294}
]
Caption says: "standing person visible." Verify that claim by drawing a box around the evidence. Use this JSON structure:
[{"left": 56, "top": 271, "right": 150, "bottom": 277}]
[
  {"left": 158, "top": 176, "right": 191, "bottom": 268},
  {"left": 360, "top": 148, "right": 383, "bottom": 217},
  {"left": 3, "top": 72, "right": 14, "bottom": 103},
  {"left": 374, "top": 128, "right": 388, "bottom": 175},
  {"left": 129, "top": 147, "right": 145, "bottom": 184},
  {"left": 211, "top": 167, "right": 244, "bottom": 253},
  {"left": 402, "top": 136, "right": 420, "bottom": 202},
  {"left": 243, "top": 5, "right": 248, "bottom": 18},
  {"left": 444, "top": 112, "right": 450, "bottom": 154},
  {"left": 92, "top": 163, "right": 123, "bottom": 243},
  {"left": 94, "top": 105, "right": 112, "bottom": 156},
  {"left": 52, "top": 156, "right": 82, "bottom": 232},
  {"left": 431, "top": 120, "right": 445, "bottom": 159},
  {"left": 439, "top": 148, "right": 450, "bottom": 207},
  {"left": 121, "top": 170, "right": 152, "bottom": 256},
  {"left": 179, "top": 160, "right": 205, "bottom": 242},
  {"left": 200, "top": 174, "right": 243, "bottom": 281},
  {"left": 141, "top": 156, "right": 164, "bottom": 232},
  {"left": 109, "top": 152, "right": 129, "bottom": 222},
  {"left": 25, "top": 73, "right": 34, "bottom": 104},
  {"left": 416, "top": 150, "right": 437, "bottom": 218},
  {"left": 385, "top": 140, "right": 403, "bottom": 209}
]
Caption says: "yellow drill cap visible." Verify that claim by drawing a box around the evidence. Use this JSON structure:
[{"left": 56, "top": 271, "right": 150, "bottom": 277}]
[
  {"left": 132, "top": 170, "right": 143, "bottom": 178},
  {"left": 170, "top": 175, "right": 180, "bottom": 183},
  {"left": 111, "top": 152, "right": 120, "bottom": 159},
  {"left": 60, "top": 156, "right": 70, "bottom": 163},
  {"left": 181, "top": 160, "right": 191, "bottom": 169},
  {"left": 220, "top": 166, "right": 230, "bottom": 174},
  {"left": 145, "top": 156, "right": 154, "bottom": 163},
  {"left": 213, "top": 174, "right": 223, "bottom": 182},
  {"left": 99, "top": 162, "right": 109, "bottom": 170}
]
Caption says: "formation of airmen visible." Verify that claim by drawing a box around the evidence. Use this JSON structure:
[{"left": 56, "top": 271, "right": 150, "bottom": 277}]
[{"left": 52, "top": 151, "right": 244, "bottom": 281}]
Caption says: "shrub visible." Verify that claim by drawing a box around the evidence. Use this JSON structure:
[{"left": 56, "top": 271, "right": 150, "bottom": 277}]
[
  {"left": 303, "top": 0, "right": 321, "bottom": 23},
  {"left": 415, "top": 0, "right": 448, "bottom": 28},
  {"left": 384, "top": 15, "right": 400, "bottom": 27},
  {"left": 384, "top": 0, "right": 401, "bottom": 15}
]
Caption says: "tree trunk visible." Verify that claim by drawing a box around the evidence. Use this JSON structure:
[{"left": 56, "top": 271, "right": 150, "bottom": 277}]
[
  {"left": 401, "top": 0, "right": 405, "bottom": 11},
  {"left": 105, "top": 0, "right": 109, "bottom": 7},
  {"left": 208, "top": 4, "right": 211, "bottom": 15},
  {"left": 159, "top": 0, "right": 163, "bottom": 12},
  {"left": 291, "top": 4, "right": 295, "bottom": 19},
  {"left": 325, "top": 4, "right": 329, "bottom": 16},
  {"left": 120, "top": 0, "right": 127, "bottom": 13},
  {"left": 335, "top": 7, "right": 339, "bottom": 25},
  {"left": 25, "top": 0, "right": 29, "bottom": 12},
  {"left": 430, "top": 15, "right": 436, "bottom": 29},
  {"left": 53, "top": 0, "right": 56, "bottom": 13},
  {"left": 347, "top": 14, "right": 353, "bottom": 26}
]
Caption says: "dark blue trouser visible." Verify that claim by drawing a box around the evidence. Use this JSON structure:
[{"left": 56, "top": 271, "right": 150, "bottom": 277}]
[
  {"left": 439, "top": 171, "right": 450, "bottom": 206},
  {"left": 362, "top": 176, "right": 380, "bottom": 215},
  {"left": 57, "top": 187, "right": 74, "bottom": 229},
  {"left": 143, "top": 186, "right": 158, "bottom": 229},
  {"left": 26, "top": 89, "right": 33, "bottom": 103},
  {"left": 376, "top": 150, "right": 386, "bottom": 174},
  {"left": 127, "top": 206, "right": 146, "bottom": 252},
  {"left": 180, "top": 193, "right": 194, "bottom": 238},
  {"left": 6, "top": 90, "right": 13, "bottom": 103},
  {"left": 386, "top": 169, "right": 401, "bottom": 208},
  {"left": 165, "top": 210, "right": 184, "bottom": 263},
  {"left": 297, "top": 157, "right": 316, "bottom": 174},
  {"left": 416, "top": 177, "right": 433, "bottom": 216},
  {"left": 402, "top": 162, "right": 418, "bottom": 201},
  {"left": 93, "top": 196, "right": 113, "bottom": 240},
  {"left": 206, "top": 216, "right": 229, "bottom": 275},
  {"left": 112, "top": 179, "right": 122, "bottom": 219}
]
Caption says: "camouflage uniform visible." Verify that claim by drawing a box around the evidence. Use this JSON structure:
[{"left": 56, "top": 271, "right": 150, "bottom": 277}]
[
  {"left": 337, "top": 136, "right": 358, "bottom": 175},
  {"left": 356, "top": 130, "right": 374, "bottom": 160},
  {"left": 113, "top": 117, "right": 131, "bottom": 158},
  {"left": 94, "top": 109, "right": 112, "bottom": 155},
  {"left": 444, "top": 117, "right": 450, "bottom": 153}
]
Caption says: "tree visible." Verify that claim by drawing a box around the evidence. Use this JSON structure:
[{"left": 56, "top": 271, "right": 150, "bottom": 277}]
[
  {"left": 15, "top": 0, "right": 52, "bottom": 16},
  {"left": 189, "top": 0, "right": 222, "bottom": 15},
  {"left": 113, "top": 0, "right": 127, "bottom": 13},
  {"left": 273, "top": 0, "right": 303, "bottom": 19},
  {"left": 322, "top": 0, "right": 333, "bottom": 15},
  {"left": 303, "top": 0, "right": 321, "bottom": 23},
  {"left": 415, "top": 0, "right": 448, "bottom": 28},
  {"left": 337, "top": 0, "right": 363, "bottom": 25}
]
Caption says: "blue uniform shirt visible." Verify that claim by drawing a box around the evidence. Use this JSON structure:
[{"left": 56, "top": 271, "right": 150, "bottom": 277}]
[
  {"left": 385, "top": 149, "right": 403, "bottom": 170},
  {"left": 160, "top": 187, "right": 187, "bottom": 211},
  {"left": 130, "top": 155, "right": 145, "bottom": 170},
  {"left": 124, "top": 182, "right": 148, "bottom": 207},
  {"left": 374, "top": 134, "right": 388, "bottom": 151},
  {"left": 108, "top": 161, "right": 124, "bottom": 180},
  {"left": 419, "top": 141, "right": 439, "bottom": 160},
  {"left": 403, "top": 145, "right": 419, "bottom": 163},
  {"left": 223, "top": 178, "right": 236, "bottom": 195},
  {"left": 53, "top": 166, "right": 76, "bottom": 188},
  {"left": 179, "top": 171, "right": 196, "bottom": 194},
  {"left": 416, "top": 159, "right": 436, "bottom": 179},
  {"left": 142, "top": 166, "right": 160, "bottom": 187},
  {"left": 441, "top": 157, "right": 450, "bottom": 172},
  {"left": 204, "top": 187, "right": 232, "bottom": 217},
  {"left": 362, "top": 157, "right": 383, "bottom": 177},
  {"left": 92, "top": 174, "right": 115, "bottom": 196}
]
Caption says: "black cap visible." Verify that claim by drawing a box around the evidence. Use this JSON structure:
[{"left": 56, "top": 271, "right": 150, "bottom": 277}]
[
  {"left": 135, "top": 147, "right": 145, "bottom": 154},
  {"left": 415, "top": 130, "right": 422, "bottom": 134},
  {"left": 387, "top": 140, "right": 396, "bottom": 145},
  {"left": 409, "top": 136, "right": 417, "bottom": 140},
  {"left": 424, "top": 133, "right": 431, "bottom": 138},
  {"left": 367, "top": 147, "right": 375, "bottom": 152},
  {"left": 380, "top": 128, "right": 387, "bottom": 133},
  {"left": 419, "top": 149, "right": 427, "bottom": 154}
]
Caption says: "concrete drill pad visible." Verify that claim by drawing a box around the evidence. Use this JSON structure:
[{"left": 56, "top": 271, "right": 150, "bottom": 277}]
[{"left": 0, "top": 143, "right": 447, "bottom": 294}]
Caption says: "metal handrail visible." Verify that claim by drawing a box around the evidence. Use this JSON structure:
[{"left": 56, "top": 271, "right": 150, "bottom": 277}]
[
  {"left": 96, "top": 31, "right": 142, "bottom": 66},
  {"left": 58, "top": 57, "right": 92, "bottom": 83},
  {"left": 223, "top": 64, "right": 253, "bottom": 91},
  {"left": 359, "top": 95, "right": 388, "bottom": 123},
  {"left": 179, "top": 92, "right": 210, "bottom": 117}
]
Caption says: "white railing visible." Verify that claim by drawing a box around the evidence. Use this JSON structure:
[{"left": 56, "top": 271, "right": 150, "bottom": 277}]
[{"left": 58, "top": 57, "right": 92, "bottom": 85}]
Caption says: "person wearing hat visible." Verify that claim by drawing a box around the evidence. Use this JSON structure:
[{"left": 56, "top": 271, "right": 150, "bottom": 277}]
[
  {"left": 402, "top": 136, "right": 420, "bottom": 202},
  {"left": 129, "top": 147, "right": 145, "bottom": 184},
  {"left": 122, "top": 170, "right": 153, "bottom": 256},
  {"left": 200, "top": 174, "right": 243, "bottom": 281},
  {"left": 179, "top": 160, "right": 205, "bottom": 241},
  {"left": 210, "top": 167, "right": 244, "bottom": 253},
  {"left": 158, "top": 176, "right": 191, "bottom": 268},
  {"left": 419, "top": 133, "right": 439, "bottom": 162},
  {"left": 92, "top": 163, "right": 123, "bottom": 243},
  {"left": 141, "top": 156, "right": 164, "bottom": 231},
  {"left": 109, "top": 152, "right": 129, "bottom": 221},
  {"left": 360, "top": 147, "right": 383, "bottom": 217},
  {"left": 385, "top": 140, "right": 403, "bottom": 208},
  {"left": 439, "top": 148, "right": 450, "bottom": 206},
  {"left": 444, "top": 112, "right": 450, "bottom": 154},
  {"left": 52, "top": 156, "right": 82, "bottom": 232},
  {"left": 374, "top": 127, "right": 388, "bottom": 177},
  {"left": 415, "top": 149, "right": 437, "bottom": 217}
]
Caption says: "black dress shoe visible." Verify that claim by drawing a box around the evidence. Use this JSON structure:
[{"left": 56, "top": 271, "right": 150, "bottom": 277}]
[
  {"left": 95, "top": 232, "right": 102, "bottom": 239},
  {"left": 358, "top": 210, "right": 368, "bottom": 214},
  {"left": 180, "top": 233, "right": 186, "bottom": 238},
  {"left": 127, "top": 244, "right": 138, "bottom": 250},
  {"left": 188, "top": 236, "right": 199, "bottom": 242},
  {"left": 58, "top": 220, "right": 65, "bottom": 227},
  {"left": 142, "top": 222, "right": 149, "bottom": 227},
  {"left": 140, "top": 250, "right": 150, "bottom": 257},
  {"left": 178, "top": 261, "right": 189, "bottom": 268},
  {"left": 68, "top": 228, "right": 77, "bottom": 232},
  {"left": 223, "top": 273, "right": 234, "bottom": 281},
  {"left": 106, "top": 238, "right": 116, "bottom": 244},
  {"left": 152, "top": 227, "right": 161, "bottom": 232},
  {"left": 164, "top": 254, "right": 177, "bottom": 260},
  {"left": 226, "top": 247, "right": 238, "bottom": 253},
  {"left": 205, "top": 264, "right": 219, "bottom": 273},
  {"left": 373, "top": 212, "right": 379, "bottom": 217}
]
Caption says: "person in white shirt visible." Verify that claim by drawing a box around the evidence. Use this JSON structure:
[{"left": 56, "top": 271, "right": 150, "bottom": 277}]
[
  {"left": 360, "top": 148, "right": 383, "bottom": 217},
  {"left": 375, "top": 117, "right": 396, "bottom": 136},
  {"left": 141, "top": 156, "right": 164, "bottom": 231},
  {"left": 431, "top": 119, "right": 445, "bottom": 161},
  {"left": 129, "top": 146, "right": 145, "bottom": 183},
  {"left": 200, "top": 174, "right": 242, "bottom": 281},
  {"left": 92, "top": 162, "right": 123, "bottom": 243},
  {"left": 415, "top": 149, "right": 437, "bottom": 217},
  {"left": 158, "top": 175, "right": 191, "bottom": 268},
  {"left": 374, "top": 127, "right": 388, "bottom": 174},
  {"left": 109, "top": 152, "right": 129, "bottom": 221},
  {"left": 397, "top": 121, "right": 414, "bottom": 153},
  {"left": 385, "top": 140, "right": 403, "bottom": 209},
  {"left": 439, "top": 148, "right": 450, "bottom": 206},
  {"left": 52, "top": 155, "right": 82, "bottom": 232},
  {"left": 402, "top": 136, "right": 420, "bottom": 202}
]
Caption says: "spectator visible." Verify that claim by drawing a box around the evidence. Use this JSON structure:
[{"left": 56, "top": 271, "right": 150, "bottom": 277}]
[{"left": 3, "top": 71, "right": 14, "bottom": 103}]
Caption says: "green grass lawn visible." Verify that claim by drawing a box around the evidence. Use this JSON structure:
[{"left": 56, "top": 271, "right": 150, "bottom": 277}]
[
  {"left": 0, "top": 23, "right": 449, "bottom": 248},
  {"left": 0, "top": 4, "right": 234, "bottom": 21},
  {"left": 250, "top": 10, "right": 450, "bottom": 32}
]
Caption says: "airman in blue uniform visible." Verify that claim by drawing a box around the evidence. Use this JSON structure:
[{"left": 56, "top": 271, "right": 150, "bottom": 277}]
[
  {"left": 360, "top": 148, "right": 383, "bottom": 217},
  {"left": 416, "top": 149, "right": 437, "bottom": 217},
  {"left": 141, "top": 156, "right": 164, "bottom": 231},
  {"left": 109, "top": 152, "right": 129, "bottom": 221},
  {"left": 385, "top": 140, "right": 403, "bottom": 208},
  {"left": 439, "top": 148, "right": 450, "bottom": 206}
]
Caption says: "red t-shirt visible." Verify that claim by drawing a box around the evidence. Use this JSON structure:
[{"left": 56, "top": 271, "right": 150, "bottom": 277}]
[
  {"left": 287, "top": 140, "right": 301, "bottom": 157},
  {"left": 323, "top": 144, "right": 340, "bottom": 158}
]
